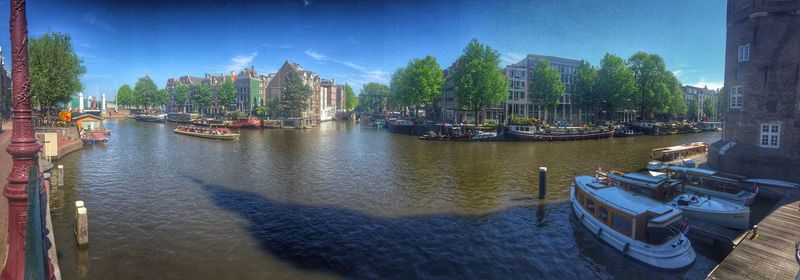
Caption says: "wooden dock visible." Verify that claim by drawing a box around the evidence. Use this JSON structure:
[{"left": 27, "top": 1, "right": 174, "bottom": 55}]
[{"left": 707, "top": 198, "right": 800, "bottom": 279}]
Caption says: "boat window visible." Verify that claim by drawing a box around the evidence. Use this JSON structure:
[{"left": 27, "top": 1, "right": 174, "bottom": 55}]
[
  {"left": 598, "top": 207, "right": 609, "bottom": 222},
  {"left": 646, "top": 220, "right": 681, "bottom": 245},
  {"left": 586, "top": 198, "right": 596, "bottom": 214},
  {"left": 612, "top": 213, "right": 631, "bottom": 236}
]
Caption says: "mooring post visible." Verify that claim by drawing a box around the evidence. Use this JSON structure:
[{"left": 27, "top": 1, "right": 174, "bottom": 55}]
[
  {"left": 75, "top": 201, "right": 88, "bottom": 246},
  {"left": 57, "top": 165, "right": 63, "bottom": 187},
  {"left": 538, "top": 167, "right": 547, "bottom": 199}
]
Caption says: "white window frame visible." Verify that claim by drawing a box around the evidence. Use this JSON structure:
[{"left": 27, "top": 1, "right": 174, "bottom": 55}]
[
  {"left": 758, "top": 123, "right": 781, "bottom": 148},
  {"left": 730, "top": 86, "right": 743, "bottom": 109},
  {"left": 738, "top": 44, "right": 750, "bottom": 62}
]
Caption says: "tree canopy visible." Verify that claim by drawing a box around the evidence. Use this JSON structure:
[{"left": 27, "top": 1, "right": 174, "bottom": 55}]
[
  {"left": 133, "top": 76, "right": 158, "bottom": 110},
  {"left": 452, "top": 39, "right": 508, "bottom": 125},
  {"left": 154, "top": 89, "right": 170, "bottom": 109},
  {"left": 217, "top": 77, "right": 237, "bottom": 112},
  {"left": 29, "top": 31, "right": 86, "bottom": 113},
  {"left": 280, "top": 71, "right": 313, "bottom": 117},
  {"left": 530, "top": 59, "right": 565, "bottom": 123},
  {"left": 390, "top": 56, "right": 444, "bottom": 118},
  {"left": 357, "top": 82, "right": 390, "bottom": 113},
  {"left": 116, "top": 84, "right": 134, "bottom": 108},
  {"left": 193, "top": 83, "right": 212, "bottom": 113},
  {"left": 574, "top": 60, "right": 599, "bottom": 121},
  {"left": 343, "top": 83, "right": 358, "bottom": 111},
  {"left": 596, "top": 53, "right": 637, "bottom": 120},
  {"left": 173, "top": 84, "right": 189, "bottom": 112}
]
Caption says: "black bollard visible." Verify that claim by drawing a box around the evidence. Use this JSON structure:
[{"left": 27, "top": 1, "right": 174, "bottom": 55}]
[{"left": 538, "top": 167, "right": 547, "bottom": 199}]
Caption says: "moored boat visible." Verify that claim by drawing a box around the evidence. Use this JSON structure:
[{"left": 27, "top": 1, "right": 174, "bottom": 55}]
[
  {"left": 174, "top": 125, "right": 239, "bottom": 140},
  {"left": 134, "top": 114, "right": 166, "bottom": 122},
  {"left": 385, "top": 119, "right": 414, "bottom": 134},
  {"left": 665, "top": 166, "right": 756, "bottom": 206},
  {"left": 571, "top": 176, "right": 695, "bottom": 269},
  {"left": 600, "top": 170, "right": 750, "bottom": 230},
  {"left": 506, "top": 125, "right": 613, "bottom": 141},
  {"left": 167, "top": 112, "right": 200, "bottom": 123},
  {"left": 649, "top": 142, "right": 708, "bottom": 164},
  {"left": 232, "top": 117, "right": 262, "bottom": 128}
]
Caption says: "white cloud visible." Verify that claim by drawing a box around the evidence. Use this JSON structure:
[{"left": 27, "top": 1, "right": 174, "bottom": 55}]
[
  {"left": 304, "top": 49, "right": 389, "bottom": 85},
  {"left": 225, "top": 52, "right": 258, "bottom": 72},
  {"left": 690, "top": 78, "right": 723, "bottom": 90},
  {"left": 501, "top": 52, "right": 524, "bottom": 66},
  {"left": 305, "top": 49, "right": 327, "bottom": 60},
  {"left": 82, "top": 13, "right": 115, "bottom": 32}
]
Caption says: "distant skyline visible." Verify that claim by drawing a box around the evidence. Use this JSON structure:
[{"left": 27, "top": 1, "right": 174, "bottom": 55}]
[{"left": 0, "top": 0, "right": 726, "bottom": 99}]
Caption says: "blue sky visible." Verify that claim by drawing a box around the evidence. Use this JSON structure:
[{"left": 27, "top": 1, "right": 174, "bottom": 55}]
[{"left": 0, "top": 0, "right": 726, "bottom": 99}]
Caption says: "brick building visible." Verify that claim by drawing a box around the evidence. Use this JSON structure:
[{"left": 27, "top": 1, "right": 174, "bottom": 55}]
[{"left": 708, "top": 0, "right": 800, "bottom": 183}]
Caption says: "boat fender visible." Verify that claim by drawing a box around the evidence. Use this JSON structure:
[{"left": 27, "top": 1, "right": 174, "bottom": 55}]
[
  {"left": 623, "top": 243, "right": 630, "bottom": 255},
  {"left": 691, "top": 195, "right": 699, "bottom": 203},
  {"left": 596, "top": 227, "right": 603, "bottom": 237}
]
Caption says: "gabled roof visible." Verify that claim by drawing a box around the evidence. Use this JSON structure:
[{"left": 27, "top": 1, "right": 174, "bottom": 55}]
[{"left": 73, "top": 114, "right": 103, "bottom": 121}]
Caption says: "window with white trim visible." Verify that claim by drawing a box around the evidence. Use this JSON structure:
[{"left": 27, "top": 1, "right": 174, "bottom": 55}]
[
  {"left": 730, "top": 86, "right": 743, "bottom": 109},
  {"left": 759, "top": 123, "right": 780, "bottom": 148},
  {"left": 738, "top": 44, "right": 750, "bottom": 62}
]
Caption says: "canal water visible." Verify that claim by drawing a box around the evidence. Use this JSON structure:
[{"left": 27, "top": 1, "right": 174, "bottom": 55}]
[{"left": 52, "top": 119, "right": 725, "bottom": 279}]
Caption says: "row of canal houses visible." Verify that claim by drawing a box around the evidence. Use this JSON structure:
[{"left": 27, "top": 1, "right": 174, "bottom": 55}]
[{"left": 165, "top": 60, "right": 347, "bottom": 122}]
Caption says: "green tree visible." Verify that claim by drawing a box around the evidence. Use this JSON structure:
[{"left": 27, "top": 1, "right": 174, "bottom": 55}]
[
  {"left": 452, "top": 39, "right": 509, "bottom": 125},
  {"left": 389, "top": 67, "right": 408, "bottom": 114},
  {"left": 173, "top": 84, "right": 189, "bottom": 112},
  {"left": 217, "top": 77, "right": 237, "bottom": 114},
  {"left": 662, "top": 71, "right": 686, "bottom": 119},
  {"left": 358, "top": 82, "right": 390, "bottom": 113},
  {"left": 344, "top": 83, "right": 358, "bottom": 111},
  {"left": 281, "top": 71, "right": 313, "bottom": 117},
  {"left": 193, "top": 83, "right": 212, "bottom": 114},
  {"left": 265, "top": 98, "right": 279, "bottom": 117},
  {"left": 574, "top": 60, "right": 599, "bottom": 123},
  {"left": 116, "top": 84, "right": 134, "bottom": 108},
  {"left": 133, "top": 76, "right": 158, "bottom": 110},
  {"left": 596, "top": 53, "right": 636, "bottom": 121},
  {"left": 29, "top": 31, "right": 86, "bottom": 115},
  {"left": 702, "top": 96, "right": 717, "bottom": 121},
  {"left": 687, "top": 98, "right": 699, "bottom": 121},
  {"left": 393, "top": 56, "right": 444, "bottom": 119},
  {"left": 530, "top": 59, "right": 565, "bottom": 124},
  {"left": 628, "top": 52, "right": 678, "bottom": 120},
  {"left": 154, "top": 89, "right": 170, "bottom": 109}
]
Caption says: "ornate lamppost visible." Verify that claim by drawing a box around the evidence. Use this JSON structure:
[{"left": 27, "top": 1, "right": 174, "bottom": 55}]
[{"left": 3, "top": 0, "right": 54, "bottom": 279}]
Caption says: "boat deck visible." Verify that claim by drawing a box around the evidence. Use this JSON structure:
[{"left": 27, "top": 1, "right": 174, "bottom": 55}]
[{"left": 707, "top": 196, "right": 800, "bottom": 279}]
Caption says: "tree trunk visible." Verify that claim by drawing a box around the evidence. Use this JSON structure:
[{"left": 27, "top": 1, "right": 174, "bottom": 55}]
[{"left": 543, "top": 106, "right": 548, "bottom": 124}]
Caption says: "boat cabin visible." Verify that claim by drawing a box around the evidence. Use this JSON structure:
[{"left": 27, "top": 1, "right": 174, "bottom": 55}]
[
  {"left": 666, "top": 166, "right": 755, "bottom": 204},
  {"left": 650, "top": 142, "right": 708, "bottom": 163},
  {"left": 574, "top": 177, "right": 684, "bottom": 245},
  {"left": 602, "top": 171, "right": 682, "bottom": 203},
  {"left": 73, "top": 114, "right": 103, "bottom": 131}
]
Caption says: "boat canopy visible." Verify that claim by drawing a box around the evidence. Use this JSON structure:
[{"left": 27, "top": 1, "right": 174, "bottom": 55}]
[
  {"left": 744, "top": 178, "right": 800, "bottom": 189},
  {"left": 667, "top": 166, "right": 717, "bottom": 176},
  {"left": 576, "top": 176, "right": 679, "bottom": 219}
]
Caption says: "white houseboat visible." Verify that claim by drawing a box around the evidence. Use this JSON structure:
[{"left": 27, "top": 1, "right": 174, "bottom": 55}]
[
  {"left": 506, "top": 125, "right": 613, "bottom": 141},
  {"left": 571, "top": 176, "right": 696, "bottom": 269}
]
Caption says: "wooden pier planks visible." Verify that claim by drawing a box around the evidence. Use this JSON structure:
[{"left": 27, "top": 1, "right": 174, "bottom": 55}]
[{"left": 707, "top": 199, "right": 800, "bottom": 280}]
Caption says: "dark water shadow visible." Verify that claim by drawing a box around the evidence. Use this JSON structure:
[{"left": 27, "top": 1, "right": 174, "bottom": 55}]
[{"left": 192, "top": 177, "right": 584, "bottom": 280}]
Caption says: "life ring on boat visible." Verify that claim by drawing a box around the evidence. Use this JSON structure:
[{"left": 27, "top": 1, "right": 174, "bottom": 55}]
[{"left": 690, "top": 195, "right": 699, "bottom": 203}]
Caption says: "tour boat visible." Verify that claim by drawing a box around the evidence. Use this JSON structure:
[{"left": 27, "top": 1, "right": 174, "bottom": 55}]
[
  {"left": 174, "top": 125, "right": 239, "bottom": 140},
  {"left": 571, "top": 176, "right": 696, "bottom": 269},
  {"left": 385, "top": 118, "right": 415, "bottom": 134},
  {"left": 600, "top": 170, "right": 750, "bottom": 230},
  {"left": 506, "top": 125, "right": 613, "bottom": 141},
  {"left": 649, "top": 142, "right": 708, "bottom": 164},
  {"left": 664, "top": 166, "right": 757, "bottom": 206}
]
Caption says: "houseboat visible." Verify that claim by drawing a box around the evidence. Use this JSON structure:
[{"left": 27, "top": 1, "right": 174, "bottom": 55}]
[
  {"left": 571, "top": 176, "right": 695, "bottom": 269},
  {"left": 232, "top": 117, "right": 262, "bottom": 128},
  {"left": 631, "top": 122, "right": 663, "bottom": 135},
  {"left": 613, "top": 125, "right": 642, "bottom": 137},
  {"left": 650, "top": 142, "right": 708, "bottom": 164},
  {"left": 665, "top": 166, "right": 756, "bottom": 206},
  {"left": 74, "top": 114, "right": 111, "bottom": 135},
  {"left": 506, "top": 125, "right": 613, "bottom": 141},
  {"left": 174, "top": 125, "right": 239, "bottom": 140},
  {"left": 600, "top": 170, "right": 750, "bottom": 230},
  {"left": 698, "top": 122, "right": 723, "bottom": 131},
  {"left": 166, "top": 112, "right": 200, "bottom": 123},
  {"left": 385, "top": 119, "right": 415, "bottom": 135},
  {"left": 133, "top": 114, "right": 166, "bottom": 122}
]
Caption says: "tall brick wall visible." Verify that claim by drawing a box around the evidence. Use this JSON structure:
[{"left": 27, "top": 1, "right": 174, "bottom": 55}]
[{"left": 709, "top": 0, "right": 800, "bottom": 183}]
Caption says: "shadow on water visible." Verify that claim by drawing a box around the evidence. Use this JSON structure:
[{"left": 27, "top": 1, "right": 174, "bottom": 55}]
[{"left": 191, "top": 176, "right": 699, "bottom": 280}]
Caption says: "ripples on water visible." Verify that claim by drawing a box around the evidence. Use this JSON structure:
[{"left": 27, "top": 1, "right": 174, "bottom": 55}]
[{"left": 50, "top": 120, "right": 722, "bottom": 279}]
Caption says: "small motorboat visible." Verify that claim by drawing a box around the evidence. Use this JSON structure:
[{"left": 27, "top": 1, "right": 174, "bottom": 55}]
[
  {"left": 174, "top": 125, "right": 239, "bottom": 140},
  {"left": 665, "top": 166, "right": 757, "bottom": 206},
  {"left": 571, "top": 176, "right": 695, "bottom": 269},
  {"left": 600, "top": 170, "right": 750, "bottom": 230}
]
